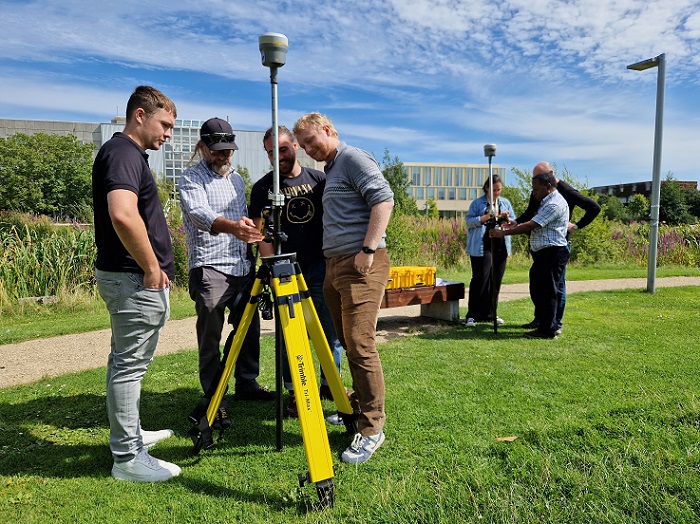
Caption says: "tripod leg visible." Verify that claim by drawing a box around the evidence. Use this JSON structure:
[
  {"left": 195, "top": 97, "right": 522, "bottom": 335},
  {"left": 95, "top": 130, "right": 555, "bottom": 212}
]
[
  {"left": 270, "top": 262, "right": 335, "bottom": 494},
  {"left": 206, "top": 277, "right": 265, "bottom": 426},
  {"left": 295, "top": 271, "right": 356, "bottom": 431},
  {"left": 188, "top": 277, "right": 265, "bottom": 453}
]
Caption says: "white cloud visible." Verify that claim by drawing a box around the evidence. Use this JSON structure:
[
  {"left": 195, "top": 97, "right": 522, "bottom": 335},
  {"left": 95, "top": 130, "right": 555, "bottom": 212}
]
[{"left": 1, "top": 0, "right": 699, "bottom": 186}]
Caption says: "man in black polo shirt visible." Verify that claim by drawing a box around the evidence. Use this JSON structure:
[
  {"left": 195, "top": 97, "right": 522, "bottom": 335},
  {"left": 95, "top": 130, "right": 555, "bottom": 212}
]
[{"left": 92, "top": 85, "right": 180, "bottom": 483}]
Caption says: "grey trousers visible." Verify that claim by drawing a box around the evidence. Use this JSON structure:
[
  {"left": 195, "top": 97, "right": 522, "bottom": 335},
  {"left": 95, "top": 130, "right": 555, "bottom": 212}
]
[
  {"left": 188, "top": 266, "right": 262, "bottom": 401},
  {"left": 96, "top": 269, "right": 169, "bottom": 462}
]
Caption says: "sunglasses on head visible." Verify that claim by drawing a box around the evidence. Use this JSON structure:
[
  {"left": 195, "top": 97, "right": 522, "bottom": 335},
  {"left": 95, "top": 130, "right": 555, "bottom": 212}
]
[{"left": 202, "top": 132, "right": 236, "bottom": 144}]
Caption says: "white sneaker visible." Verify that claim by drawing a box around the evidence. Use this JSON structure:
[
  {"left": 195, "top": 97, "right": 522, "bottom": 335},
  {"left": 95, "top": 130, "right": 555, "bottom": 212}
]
[
  {"left": 341, "top": 432, "right": 385, "bottom": 464},
  {"left": 465, "top": 318, "right": 476, "bottom": 327},
  {"left": 141, "top": 428, "right": 174, "bottom": 449},
  {"left": 326, "top": 413, "right": 343, "bottom": 426},
  {"left": 112, "top": 448, "right": 181, "bottom": 482},
  {"left": 496, "top": 317, "right": 505, "bottom": 326}
]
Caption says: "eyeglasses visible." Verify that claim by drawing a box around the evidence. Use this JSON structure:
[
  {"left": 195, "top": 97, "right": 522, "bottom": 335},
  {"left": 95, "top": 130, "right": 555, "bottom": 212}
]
[{"left": 202, "top": 132, "right": 236, "bottom": 144}]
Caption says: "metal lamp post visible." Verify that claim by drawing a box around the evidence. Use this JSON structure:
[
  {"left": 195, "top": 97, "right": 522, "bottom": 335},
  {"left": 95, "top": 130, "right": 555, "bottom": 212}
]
[{"left": 627, "top": 53, "right": 665, "bottom": 294}]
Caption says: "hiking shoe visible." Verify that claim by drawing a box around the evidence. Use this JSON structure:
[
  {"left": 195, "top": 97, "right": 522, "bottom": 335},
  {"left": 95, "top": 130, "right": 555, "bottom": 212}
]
[
  {"left": 141, "top": 428, "right": 174, "bottom": 449},
  {"left": 524, "top": 329, "right": 557, "bottom": 340},
  {"left": 212, "top": 407, "right": 232, "bottom": 430},
  {"left": 341, "top": 432, "right": 385, "bottom": 464},
  {"left": 112, "top": 448, "right": 181, "bottom": 482},
  {"left": 521, "top": 319, "right": 539, "bottom": 329},
  {"left": 319, "top": 384, "right": 333, "bottom": 400},
  {"left": 235, "top": 386, "right": 276, "bottom": 401},
  {"left": 320, "top": 385, "right": 352, "bottom": 401},
  {"left": 285, "top": 391, "right": 298, "bottom": 418},
  {"left": 465, "top": 318, "right": 476, "bottom": 327},
  {"left": 326, "top": 412, "right": 343, "bottom": 426}
]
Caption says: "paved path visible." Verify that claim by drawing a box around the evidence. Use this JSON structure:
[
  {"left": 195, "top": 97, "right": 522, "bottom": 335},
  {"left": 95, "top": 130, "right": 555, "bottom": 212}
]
[{"left": 1, "top": 277, "right": 698, "bottom": 388}]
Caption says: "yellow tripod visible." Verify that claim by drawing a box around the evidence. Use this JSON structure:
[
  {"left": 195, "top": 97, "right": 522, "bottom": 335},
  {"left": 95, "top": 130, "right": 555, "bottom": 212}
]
[{"left": 187, "top": 253, "right": 357, "bottom": 507}]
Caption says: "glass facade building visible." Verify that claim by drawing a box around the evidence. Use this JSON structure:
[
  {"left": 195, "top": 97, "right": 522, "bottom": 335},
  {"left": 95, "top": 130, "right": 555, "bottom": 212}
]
[{"left": 404, "top": 162, "right": 507, "bottom": 219}]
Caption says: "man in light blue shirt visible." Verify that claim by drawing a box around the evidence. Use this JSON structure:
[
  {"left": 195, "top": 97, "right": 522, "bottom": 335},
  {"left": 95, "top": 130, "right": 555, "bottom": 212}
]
[{"left": 179, "top": 118, "right": 272, "bottom": 432}]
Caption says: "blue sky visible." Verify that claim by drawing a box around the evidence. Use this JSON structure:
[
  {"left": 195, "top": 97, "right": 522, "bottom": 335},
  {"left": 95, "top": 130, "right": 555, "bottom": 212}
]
[{"left": 1, "top": 0, "right": 699, "bottom": 188}]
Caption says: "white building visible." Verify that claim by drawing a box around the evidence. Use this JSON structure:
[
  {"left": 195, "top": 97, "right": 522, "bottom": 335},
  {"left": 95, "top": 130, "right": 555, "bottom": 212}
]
[
  {"left": 1, "top": 118, "right": 504, "bottom": 217},
  {"left": 0, "top": 117, "right": 322, "bottom": 195}
]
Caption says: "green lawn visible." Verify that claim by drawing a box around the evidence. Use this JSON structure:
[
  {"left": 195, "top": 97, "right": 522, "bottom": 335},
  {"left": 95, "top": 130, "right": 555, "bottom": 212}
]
[
  {"left": 1, "top": 286, "right": 700, "bottom": 523},
  {"left": 2, "top": 265, "right": 699, "bottom": 346}
]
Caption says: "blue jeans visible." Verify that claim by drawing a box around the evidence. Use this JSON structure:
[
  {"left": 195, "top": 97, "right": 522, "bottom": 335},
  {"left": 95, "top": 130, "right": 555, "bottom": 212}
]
[
  {"left": 282, "top": 259, "right": 343, "bottom": 390},
  {"left": 96, "top": 269, "right": 170, "bottom": 462}
]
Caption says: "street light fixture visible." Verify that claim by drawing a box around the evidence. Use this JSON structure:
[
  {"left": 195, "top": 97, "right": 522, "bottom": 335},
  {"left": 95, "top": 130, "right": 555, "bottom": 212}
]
[{"left": 627, "top": 53, "right": 665, "bottom": 294}]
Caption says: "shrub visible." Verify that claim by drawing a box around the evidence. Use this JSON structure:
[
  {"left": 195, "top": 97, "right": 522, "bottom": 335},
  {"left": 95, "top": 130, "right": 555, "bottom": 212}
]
[
  {"left": 165, "top": 204, "right": 189, "bottom": 286},
  {"left": 386, "top": 215, "right": 467, "bottom": 269},
  {"left": 385, "top": 213, "right": 422, "bottom": 266},
  {"left": 569, "top": 213, "right": 617, "bottom": 265},
  {"left": 0, "top": 218, "right": 95, "bottom": 304}
]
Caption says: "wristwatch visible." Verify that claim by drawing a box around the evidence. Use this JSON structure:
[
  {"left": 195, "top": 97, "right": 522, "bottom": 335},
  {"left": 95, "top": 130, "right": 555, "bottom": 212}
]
[{"left": 361, "top": 246, "right": 376, "bottom": 254}]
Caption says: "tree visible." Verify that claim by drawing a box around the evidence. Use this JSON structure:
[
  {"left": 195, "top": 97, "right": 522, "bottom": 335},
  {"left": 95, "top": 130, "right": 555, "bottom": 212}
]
[
  {"left": 597, "top": 194, "right": 629, "bottom": 222},
  {"left": 508, "top": 163, "right": 590, "bottom": 218},
  {"left": 0, "top": 132, "right": 94, "bottom": 221},
  {"left": 236, "top": 164, "right": 254, "bottom": 204},
  {"left": 426, "top": 198, "right": 439, "bottom": 219},
  {"left": 508, "top": 166, "right": 533, "bottom": 208},
  {"left": 500, "top": 185, "right": 528, "bottom": 218},
  {"left": 684, "top": 186, "right": 700, "bottom": 221},
  {"left": 381, "top": 149, "right": 417, "bottom": 215},
  {"left": 627, "top": 193, "right": 650, "bottom": 221},
  {"left": 659, "top": 174, "right": 693, "bottom": 225}
]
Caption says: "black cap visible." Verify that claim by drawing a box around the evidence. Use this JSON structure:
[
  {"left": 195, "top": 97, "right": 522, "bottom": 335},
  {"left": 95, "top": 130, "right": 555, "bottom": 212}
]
[{"left": 200, "top": 118, "right": 239, "bottom": 151}]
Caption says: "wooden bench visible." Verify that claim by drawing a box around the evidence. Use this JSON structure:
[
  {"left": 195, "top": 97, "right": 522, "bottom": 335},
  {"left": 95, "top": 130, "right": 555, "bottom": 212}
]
[{"left": 380, "top": 281, "right": 465, "bottom": 321}]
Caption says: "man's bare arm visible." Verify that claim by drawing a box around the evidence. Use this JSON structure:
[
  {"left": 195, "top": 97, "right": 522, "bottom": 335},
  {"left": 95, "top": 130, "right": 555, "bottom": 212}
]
[{"left": 107, "top": 189, "right": 168, "bottom": 288}]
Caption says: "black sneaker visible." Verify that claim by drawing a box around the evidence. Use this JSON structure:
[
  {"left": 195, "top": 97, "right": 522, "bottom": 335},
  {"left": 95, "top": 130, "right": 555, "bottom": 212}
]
[
  {"left": 235, "top": 386, "right": 276, "bottom": 401},
  {"left": 285, "top": 391, "right": 298, "bottom": 418},
  {"left": 212, "top": 407, "right": 232, "bottom": 430},
  {"left": 521, "top": 319, "right": 540, "bottom": 329},
  {"left": 319, "top": 384, "right": 333, "bottom": 400},
  {"left": 524, "top": 329, "right": 557, "bottom": 340}
]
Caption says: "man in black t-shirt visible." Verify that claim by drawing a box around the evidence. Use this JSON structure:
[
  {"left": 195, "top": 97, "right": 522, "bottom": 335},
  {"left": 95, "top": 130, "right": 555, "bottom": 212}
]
[
  {"left": 249, "top": 126, "right": 345, "bottom": 421},
  {"left": 92, "top": 86, "right": 180, "bottom": 483}
]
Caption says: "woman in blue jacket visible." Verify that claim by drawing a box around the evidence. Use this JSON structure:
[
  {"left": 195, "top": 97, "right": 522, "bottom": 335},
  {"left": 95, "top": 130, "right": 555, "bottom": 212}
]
[{"left": 464, "top": 174, "right": 515, "bottom": 327}]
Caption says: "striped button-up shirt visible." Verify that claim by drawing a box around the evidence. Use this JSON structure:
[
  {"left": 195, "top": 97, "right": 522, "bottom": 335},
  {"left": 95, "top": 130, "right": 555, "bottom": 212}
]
[
  {"left": 529, "top": 190, "right": 569, "bottom": 252},
  {"left": 179, "top": 160, "right": 251, "bottom": 276}
]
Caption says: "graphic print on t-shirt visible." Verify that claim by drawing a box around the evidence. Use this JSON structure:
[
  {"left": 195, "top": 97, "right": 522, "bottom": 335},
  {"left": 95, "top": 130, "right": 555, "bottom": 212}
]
[{"left": 282, "top": 183, "right": 315, "bottom": 224}]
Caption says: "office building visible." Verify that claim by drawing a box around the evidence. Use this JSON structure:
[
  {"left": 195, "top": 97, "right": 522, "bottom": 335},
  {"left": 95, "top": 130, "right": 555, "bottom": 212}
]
[
  {"left": 592, "top": 180, "right": 697, "bottom": 203},
  {"left": 0, "top": 118, "right": 322, "bottom": 197},
  {"left": 404, "top": 162, "right": 507, "bottom": 219},
  {"left": 2, "top": 118, "right": 503, "bottom": 217}
]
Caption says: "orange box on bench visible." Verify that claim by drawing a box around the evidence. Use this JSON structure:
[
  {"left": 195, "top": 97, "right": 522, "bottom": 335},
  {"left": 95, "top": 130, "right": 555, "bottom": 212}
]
[{"left": 386, "top": 266, "right": 436, "bottom": 290}]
